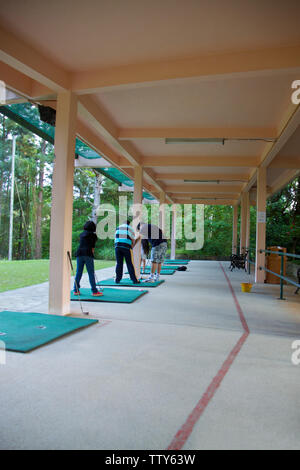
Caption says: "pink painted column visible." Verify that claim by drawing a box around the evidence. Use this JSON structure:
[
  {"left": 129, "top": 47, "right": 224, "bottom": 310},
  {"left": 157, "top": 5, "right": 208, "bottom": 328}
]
[
  {"left": 132, "top": 165, "right": 143, "bottom": 279},
  {"left": 240, "top": 193, "right": 247, "bottom": 254},
  {"left": 159, "top": 191, "right": 166, "bottom": 233},
  {"left": 232, "top": 205, "right": 238, "bottom": 254},
  {"left": 49, "top": 92, "right": 77, "bottom": 315},
  {"left": 245, "top": 192, "right": 250, "bottom": 251},
  {"left": 171, "top": 204, "right": 177, "bottom": 260},
  {"left": 255, "top": 168, "right": 267, "bottom": 283}
]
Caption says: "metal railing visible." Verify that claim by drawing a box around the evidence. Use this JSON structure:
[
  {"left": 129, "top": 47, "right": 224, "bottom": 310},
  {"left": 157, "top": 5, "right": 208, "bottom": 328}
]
[
  {"left": 245, "top": 249, "right": 300, "bottom": 300},
  {"left": 246, "top": 248, "right": 256, "bottom": 275},
  {"left": 233, "top": 247, "right": 300, "bottom": 299}
]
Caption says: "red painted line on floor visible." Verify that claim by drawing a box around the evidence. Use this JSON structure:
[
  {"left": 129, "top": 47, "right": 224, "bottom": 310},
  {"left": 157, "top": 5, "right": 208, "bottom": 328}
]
[
  {"left": 167, "top": 331, "right": 248, "bottom": 450},
  {"left": 219, "top": 262, "right": 250, "bottom": 334},
  {"left": 167, "top": 263, "right": 249, "bottom": 450}
]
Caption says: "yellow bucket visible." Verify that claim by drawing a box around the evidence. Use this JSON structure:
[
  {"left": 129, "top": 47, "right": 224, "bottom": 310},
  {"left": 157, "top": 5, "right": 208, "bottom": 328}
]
[{"left": 240, "top": 282, "right": 253, "bottom": 293}]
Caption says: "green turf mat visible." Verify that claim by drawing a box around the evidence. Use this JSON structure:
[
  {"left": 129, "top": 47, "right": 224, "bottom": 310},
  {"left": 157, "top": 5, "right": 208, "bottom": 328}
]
[
  {"left": 166, "top": 259, "right": 189, "bottom": 262},
  {"left": 152, "top": 267, "right": 175, "bottom": 271},
  {"left": 71, "top": 287, "right": 148, "bottom": 303},
  {"left": 97, "top": 278, "right": 165, "bottom": 288},
  {"left": 0, "top": 311, "right": 98, "bottom": 353},
  {"left": 136, "top": 269, "right": 176, "bottom": 275},
  {"left": 129, "top": 267, "right": 176, "bottom": 276},
  {"left": 163, "top": 265, "right": 187, "bottom": 269},
  {"left": 144, "top": 265, "right": 175, "bottom": 270},
  {"left": 164, "top": 260, "right": 189, "bottom": 265}
]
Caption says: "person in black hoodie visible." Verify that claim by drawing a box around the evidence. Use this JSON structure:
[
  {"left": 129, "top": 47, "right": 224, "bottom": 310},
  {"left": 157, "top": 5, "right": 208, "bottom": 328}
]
[{"left": 73, "top": 221, "right": 102, "bottom": 296}]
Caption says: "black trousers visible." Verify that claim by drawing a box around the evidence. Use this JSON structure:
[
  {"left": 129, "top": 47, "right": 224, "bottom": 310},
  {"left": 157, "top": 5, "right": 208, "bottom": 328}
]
[{"left": 115, "top": 247, "right": 139, "bottom": 283}]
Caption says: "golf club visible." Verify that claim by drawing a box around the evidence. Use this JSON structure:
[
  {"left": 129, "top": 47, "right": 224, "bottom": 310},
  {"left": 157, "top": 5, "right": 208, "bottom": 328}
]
[{"left": 67, "top": 251, "right": 89, "bottom": 316}]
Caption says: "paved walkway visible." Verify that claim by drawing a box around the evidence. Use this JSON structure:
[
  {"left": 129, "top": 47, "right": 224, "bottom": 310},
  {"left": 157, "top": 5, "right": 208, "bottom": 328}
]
[{"left": 0, "top": 261, "right": 299, "bottom": 450}]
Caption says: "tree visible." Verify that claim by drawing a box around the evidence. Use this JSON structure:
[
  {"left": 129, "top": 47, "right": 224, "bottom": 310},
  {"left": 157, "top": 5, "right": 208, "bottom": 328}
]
[{"left": 267, "top": 176, "right": 300, "bottom": 254}]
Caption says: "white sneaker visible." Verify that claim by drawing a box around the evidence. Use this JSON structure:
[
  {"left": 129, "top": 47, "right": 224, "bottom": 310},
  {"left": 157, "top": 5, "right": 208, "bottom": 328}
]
[
  {"left": 154, "top": 274, "right": 160, "bottom": 282},
  {"left": 145, "top": 275, "right": 155, "bottom": 283}
]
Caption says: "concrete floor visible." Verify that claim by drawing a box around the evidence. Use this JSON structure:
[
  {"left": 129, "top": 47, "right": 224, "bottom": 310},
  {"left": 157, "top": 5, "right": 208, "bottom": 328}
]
[{"left": 0, "top": 261, "right": 299, "bottom": 450}]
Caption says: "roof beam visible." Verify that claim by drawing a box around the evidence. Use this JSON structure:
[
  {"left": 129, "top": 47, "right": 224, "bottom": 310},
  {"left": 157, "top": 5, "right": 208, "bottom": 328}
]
[
  {"left": 270, "top": 169, "right": 300, "bottom": 196},
  {"left": 0, "top": 24, "right": 70, "bottom": 92},
  {"left": 2, "top": 24, "right": 300, "bottom": 98},
  {"left": 76, "top": 120, "right": 121, "bottom": 168},
  {"left": 77, "top": 96, "right": 173, "bottom": 202},
  {"left": 243, "top": 103, "right": 300, "bottom": 195},
  {"left": 122, "top": 168, "right": 157, "bottom": 198},
  {"left": 33, "top": 100, "right": 159, "bottom": 201},
  {"left": 0, "top": 25, "right": 168, "bottom": 202},
  {"left": 0, "top": 61, "right": 32, "bottom": 97},
  {"left": 71, "top": 45, "right": 300, "bottom": 93},
  {"left": 174, "top": 199, "right": 237, "bottom": 206},
  {"left": 77, "top": 122, "right": 162, "bottom": 201},
  {"left": 155, "top": 172, "right": 250, "bottom": 182},
  {"left": 169, "top": 193, "right": 240, "bottom": 199},
  {"left": 142, "top": 168, "right": 172, "bottom": 203},
  {"left": 0, "top": 61, "right": 56, "bottom": 104},
  {"left": 269, "top": 157, "right": 300, "bottom": 169},
  {"left": 164, "top": 184, "right": 243, "bottom": 193},
  {"left": 132, "top": 156, "right": 259, "bottom": 168},
  {"left": 118, "top": 127, "right": 277, "bottom": 140}
]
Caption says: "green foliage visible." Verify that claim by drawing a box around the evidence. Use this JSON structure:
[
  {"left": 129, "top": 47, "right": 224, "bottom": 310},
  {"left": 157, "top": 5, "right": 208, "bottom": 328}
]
[
  {"left": 0, "top": 112, "right": 54, "bottom": 259},
  {"left": 266, "top": 177, "right": 300, "bottom": 254},
  {"left": 0, "top": 108, "right": 299, "bottom": 264}
]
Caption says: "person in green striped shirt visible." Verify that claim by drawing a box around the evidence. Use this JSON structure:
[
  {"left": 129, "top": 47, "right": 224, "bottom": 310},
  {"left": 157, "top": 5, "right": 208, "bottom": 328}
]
[{"left": 114, "top": 219, "right": 141, "bottom": 284}]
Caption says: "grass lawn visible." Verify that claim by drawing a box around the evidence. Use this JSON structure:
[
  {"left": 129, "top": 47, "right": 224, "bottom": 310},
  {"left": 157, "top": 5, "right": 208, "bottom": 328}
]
[{"left": 0, "top": 259, "right": 115, "bottom": 293}]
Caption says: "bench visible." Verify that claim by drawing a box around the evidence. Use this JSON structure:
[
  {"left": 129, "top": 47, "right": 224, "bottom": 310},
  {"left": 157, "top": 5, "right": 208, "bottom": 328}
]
[{"left": 229, "top": 251, "right": 248, "bottom": 272}]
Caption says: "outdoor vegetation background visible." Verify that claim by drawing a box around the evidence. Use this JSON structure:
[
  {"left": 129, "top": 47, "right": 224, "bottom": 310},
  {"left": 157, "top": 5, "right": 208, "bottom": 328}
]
[{"left": 0, "top": 107, "right": 299, "bottom": 266}]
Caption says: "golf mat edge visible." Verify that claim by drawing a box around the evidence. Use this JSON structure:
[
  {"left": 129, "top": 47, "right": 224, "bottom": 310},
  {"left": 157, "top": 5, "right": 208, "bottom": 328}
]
[
  {"left": 71, "top": 287, "right": 148, "bottom": 303},
  {"left": 97, "top": 278, "right": 165, "bottom": 288}
]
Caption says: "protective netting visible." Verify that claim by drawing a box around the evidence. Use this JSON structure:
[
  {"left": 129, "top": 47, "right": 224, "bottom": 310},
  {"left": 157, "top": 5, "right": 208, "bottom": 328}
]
[{"left": 0, "top": 103, "right": 154, "bottom": 200}]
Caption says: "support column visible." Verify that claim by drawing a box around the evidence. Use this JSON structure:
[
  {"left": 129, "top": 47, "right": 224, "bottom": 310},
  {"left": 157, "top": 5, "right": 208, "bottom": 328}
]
[
  {"left": 240, "top": 192, "right": 247, "bottom": 254},
  {"left": 171, "top": 204, "right": 177, "bottom": 260},
  {"left": 232, "top": 205, "right": 238, "bottom": 255},
  {"left": 255, "top": 167, "right": 267, "bottom": 283},
  {"left": 8, "top": 136, "right": 17, "bottom": 261},
  {"left": 245, "top": 192, "right": 250, "bottom": 251},
  {"left": 49, "top": 92, "right": 77, "bottom": 315},
  {"left": 132, "top": 165, "right": 143, "bottom": 279},
  {"left": 159, "top": 191, "right": 166, "bottom": 233}
]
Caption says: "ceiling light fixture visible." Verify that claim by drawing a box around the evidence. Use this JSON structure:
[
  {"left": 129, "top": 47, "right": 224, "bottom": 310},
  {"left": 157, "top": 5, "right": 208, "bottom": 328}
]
[
  {"left": 191, "top": 197, "right": 230, "bottom": 200},
  {"left": 166, "top": 138, "right": 224, "bottom": 144},
  {"left": 184, "top": 179, "right": 245, "bottom": 184},
  {"left": 165, "top": 138, "right": 276, "bottom": 144},
  {"left": 184, "top": 179, "right": 221, "bottom": 184}
]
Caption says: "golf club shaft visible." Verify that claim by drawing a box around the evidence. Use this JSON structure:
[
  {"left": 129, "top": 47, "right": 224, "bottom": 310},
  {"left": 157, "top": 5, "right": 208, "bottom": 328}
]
[{"left": 67, "top": 251, "right": 88, "bottom": 316}]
